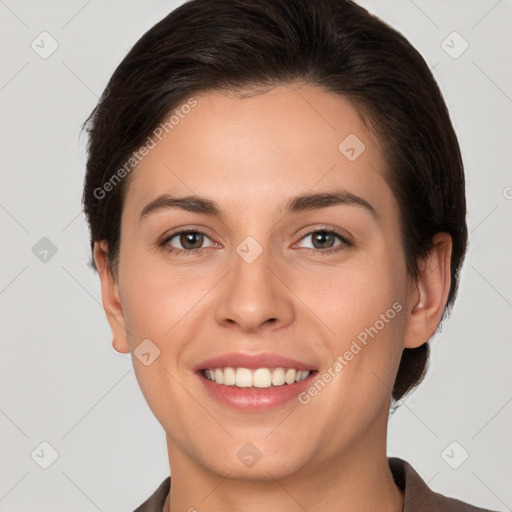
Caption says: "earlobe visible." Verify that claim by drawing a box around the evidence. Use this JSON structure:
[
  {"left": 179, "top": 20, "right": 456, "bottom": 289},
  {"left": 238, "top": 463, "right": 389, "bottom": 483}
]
[
  {"left": 403, "top": 233, "right": 453, "bottom": 349},
  {"left": 93, "top": 241, "right": 131, "bottom": 354},
  {"left": 112, "top": 337, "right": 130, "bottom": 354}
]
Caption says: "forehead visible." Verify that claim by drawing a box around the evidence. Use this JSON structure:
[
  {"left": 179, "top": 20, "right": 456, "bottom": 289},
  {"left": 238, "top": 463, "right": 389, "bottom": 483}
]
[{"left": 123, "top": 84, "right": 395, "bottom": 222}]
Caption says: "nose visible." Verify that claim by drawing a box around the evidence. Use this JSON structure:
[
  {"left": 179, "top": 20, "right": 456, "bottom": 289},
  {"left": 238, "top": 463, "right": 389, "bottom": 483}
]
[{"left": 214, "top": 244, "right": 295, "bottom": 333}]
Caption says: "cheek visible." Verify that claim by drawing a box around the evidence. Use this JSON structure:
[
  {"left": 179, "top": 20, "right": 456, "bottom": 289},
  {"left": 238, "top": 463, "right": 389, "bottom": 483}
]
[
  {"left": 117, "top": 264, "right": 210, "bottom": 421},
  {"left": 119, "top": 258, "right": 213, "bottom": 340},
  {"left": 292, "top": 252, "right": 407, "bottom": 399},
  {"left": 291, "top": 250, "right": 406, "bottom": 338}
]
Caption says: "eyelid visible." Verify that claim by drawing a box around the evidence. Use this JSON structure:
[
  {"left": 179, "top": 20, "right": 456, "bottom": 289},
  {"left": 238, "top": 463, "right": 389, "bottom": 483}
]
[
  {"left": 292, "top": 225, "right": 353, "bottom": 248},
  {"left": 159, "top": 227, "right": 220, "bottom": 254},
  {"left": 159, "top": 225, "right": 216, "bottom": 243}
]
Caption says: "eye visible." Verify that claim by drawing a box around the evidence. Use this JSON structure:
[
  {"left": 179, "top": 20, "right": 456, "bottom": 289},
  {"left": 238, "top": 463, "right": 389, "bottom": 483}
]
[
  {"left": 161, "top": 229, "right": 216, "bottom": 254},
  {"left": 296, "top": 229, "right": 351, "bottom": 252}
]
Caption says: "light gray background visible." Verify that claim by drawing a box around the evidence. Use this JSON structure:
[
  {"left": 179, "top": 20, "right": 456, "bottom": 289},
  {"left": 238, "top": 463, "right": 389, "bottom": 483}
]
[{"left": 0, "top": 0, "right": 511, "bottom": 510}]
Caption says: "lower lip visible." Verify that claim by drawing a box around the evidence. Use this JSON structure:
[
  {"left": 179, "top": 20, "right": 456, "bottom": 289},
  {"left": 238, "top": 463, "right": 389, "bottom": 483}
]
[{"left": 197, "top": 371, "right": 315, "bottom": 411}]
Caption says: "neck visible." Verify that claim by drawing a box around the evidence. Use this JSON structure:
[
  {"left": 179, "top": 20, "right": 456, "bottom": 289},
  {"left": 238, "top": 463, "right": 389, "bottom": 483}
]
[{"left": 164, "top": 411, "right": 403, "bottom": 512}]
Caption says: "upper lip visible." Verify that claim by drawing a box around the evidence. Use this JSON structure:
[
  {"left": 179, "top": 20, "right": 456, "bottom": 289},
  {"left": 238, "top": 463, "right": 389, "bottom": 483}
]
[{"left": 194, "top": 352, "right": 316, "bottom": 372}]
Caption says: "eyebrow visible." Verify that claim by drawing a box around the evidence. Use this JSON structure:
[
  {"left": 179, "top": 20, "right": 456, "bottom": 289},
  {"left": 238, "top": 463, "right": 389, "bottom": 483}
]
[{"left": 139, "top": 189, "right": 378, "bottom": 222}]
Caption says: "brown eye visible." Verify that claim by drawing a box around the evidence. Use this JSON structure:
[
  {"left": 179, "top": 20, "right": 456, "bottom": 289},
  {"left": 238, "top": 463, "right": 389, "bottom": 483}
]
[
  {"left": 311, "top": 231, "right": 336, "bottom": 249},
  {"left": 296, "top": 229, "right": 351, "bottom": 253},
  {"left": 163, "top": 230, "right": 213, "bottom": 253},
  {"left": 179, "top": 232, "right": 205, "bottom": 249}
]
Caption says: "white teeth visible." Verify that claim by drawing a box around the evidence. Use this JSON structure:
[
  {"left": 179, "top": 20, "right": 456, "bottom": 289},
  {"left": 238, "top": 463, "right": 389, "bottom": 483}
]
[
  {"left": 202, "top": 367, "right": 311, "bottom": 387},
  {"left": 214, "top": 368, "right": 224, "bottom": 384},
  {"left": 253, "top": 368, "right": 272, "bottom": 388},
  {"left": 271, "top": 367, "right": 286, "bottom": 386},
  {"left": 223, "top": 367, "right": 236, "bottom": 385},
  {"left": 235, "top": 368, "right": 253, "bottom": 388},
  {"left": 295, "top": 370, "right": 310, "bottom": 382},
  {"left": 285, "top": 368, "right": 296, "bottom": 384}
]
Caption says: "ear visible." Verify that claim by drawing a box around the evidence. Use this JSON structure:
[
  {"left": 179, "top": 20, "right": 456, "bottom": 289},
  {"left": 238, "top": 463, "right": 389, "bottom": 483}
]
[
  {"left": 403, "top": 233, "right": 453, "bottom": 349},
  {"left": 93, "top": 241, "right": 130, "bottom": 354}
]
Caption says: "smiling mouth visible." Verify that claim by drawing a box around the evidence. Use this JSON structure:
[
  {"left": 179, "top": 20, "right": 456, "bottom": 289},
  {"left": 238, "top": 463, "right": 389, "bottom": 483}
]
[{"left": 200, "top": 367, "right": 314, "bottom": 388}]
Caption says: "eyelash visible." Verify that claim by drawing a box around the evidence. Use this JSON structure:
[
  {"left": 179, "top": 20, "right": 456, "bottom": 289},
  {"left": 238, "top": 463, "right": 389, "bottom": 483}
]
[
  {"left": 158, "top": 229, "right": 218, "bottom": 257},
  {"left": 158, "top": 228, "right": 352, "bottom": 257}
]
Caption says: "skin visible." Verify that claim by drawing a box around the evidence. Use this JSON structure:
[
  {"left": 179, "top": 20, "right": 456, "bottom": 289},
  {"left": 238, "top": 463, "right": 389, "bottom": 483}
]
[{"left": 94, "top": 83, "right": 452, "bottom": 511}]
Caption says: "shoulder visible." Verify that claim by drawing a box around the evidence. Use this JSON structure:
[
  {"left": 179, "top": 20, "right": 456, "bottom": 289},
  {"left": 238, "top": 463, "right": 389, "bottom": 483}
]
[
  {"left": 132, "top": 476, "right": 170, "bottom": 512},
  {"left": 388, "top": 457, "right": 501, "bottom": 512}
]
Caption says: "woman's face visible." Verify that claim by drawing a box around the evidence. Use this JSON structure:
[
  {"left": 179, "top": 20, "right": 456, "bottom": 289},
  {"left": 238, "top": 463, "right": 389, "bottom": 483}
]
[{"left": 99, "top": 84, "right": 424, "bottom": 480}]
